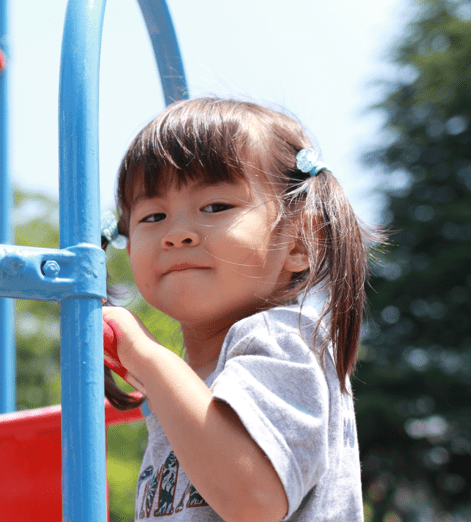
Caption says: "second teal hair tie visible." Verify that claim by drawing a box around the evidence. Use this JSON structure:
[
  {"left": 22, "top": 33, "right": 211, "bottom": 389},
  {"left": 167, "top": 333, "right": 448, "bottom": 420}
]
[{"left": 296, "top": 149, "right": 331, "bottom": 177}]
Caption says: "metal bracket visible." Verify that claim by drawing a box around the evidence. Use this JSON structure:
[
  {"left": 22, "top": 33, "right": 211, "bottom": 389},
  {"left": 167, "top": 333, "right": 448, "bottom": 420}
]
[{"left": 0, "top": 243, "right": 106, "bottom": 302}]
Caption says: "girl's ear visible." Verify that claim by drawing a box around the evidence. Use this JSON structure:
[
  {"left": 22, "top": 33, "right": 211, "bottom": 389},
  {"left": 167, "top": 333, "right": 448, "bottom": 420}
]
[{"left": 283, "top": 236, "right": 309, "bottom": 273}]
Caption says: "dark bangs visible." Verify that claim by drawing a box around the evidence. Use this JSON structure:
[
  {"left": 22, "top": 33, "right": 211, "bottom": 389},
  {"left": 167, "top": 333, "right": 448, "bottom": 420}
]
[{"left": 117, "top": 98, "right": 254, "bottom": 235}]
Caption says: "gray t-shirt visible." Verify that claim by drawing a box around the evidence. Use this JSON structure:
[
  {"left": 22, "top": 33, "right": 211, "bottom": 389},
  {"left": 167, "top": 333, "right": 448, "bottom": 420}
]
[{"left": 134, "top": 306, "right": 364, "bottom": 521}]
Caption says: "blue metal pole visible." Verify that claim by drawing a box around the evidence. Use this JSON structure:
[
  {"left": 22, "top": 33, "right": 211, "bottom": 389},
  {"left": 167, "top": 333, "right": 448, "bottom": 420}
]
[
  {"left": 137, "top": 0, "right": 189, "bottom": 104},
  {"left": 59, "top": 0, "right": 107, "bottom": 520},
  {"left": 0, "top": 0, "right": 15, "bottom": 414}
]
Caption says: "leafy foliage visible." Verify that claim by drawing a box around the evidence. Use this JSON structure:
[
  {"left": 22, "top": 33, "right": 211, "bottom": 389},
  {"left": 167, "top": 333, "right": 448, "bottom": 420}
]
[
  {"left": 356, "top": 1, "right": 471, "bottom": 520},
  {"left": 12, "top": 190, "right": 182, "bottom": 521}
]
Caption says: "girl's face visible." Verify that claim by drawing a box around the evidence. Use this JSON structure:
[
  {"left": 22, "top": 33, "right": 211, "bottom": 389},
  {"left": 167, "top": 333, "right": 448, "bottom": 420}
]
[{"left": 127, "top": 172, "right": 301, "bottom": 333}]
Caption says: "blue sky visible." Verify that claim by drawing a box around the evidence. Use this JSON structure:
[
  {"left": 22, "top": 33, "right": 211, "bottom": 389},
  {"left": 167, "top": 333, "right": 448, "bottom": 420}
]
[{"left": 8, "top": 0, "right": 408, "bottom": 223}]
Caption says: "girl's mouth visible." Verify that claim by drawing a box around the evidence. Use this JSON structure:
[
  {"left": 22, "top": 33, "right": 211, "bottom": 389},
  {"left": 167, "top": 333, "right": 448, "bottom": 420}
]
[{"left": 163, "top": 263, "right": 209, "bottom": 275}]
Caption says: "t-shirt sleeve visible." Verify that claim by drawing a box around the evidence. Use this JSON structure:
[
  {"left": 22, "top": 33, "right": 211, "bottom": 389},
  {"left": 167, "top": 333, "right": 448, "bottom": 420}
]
[{"left": 210, "top": 323, "right": 330, "bottom": 519}]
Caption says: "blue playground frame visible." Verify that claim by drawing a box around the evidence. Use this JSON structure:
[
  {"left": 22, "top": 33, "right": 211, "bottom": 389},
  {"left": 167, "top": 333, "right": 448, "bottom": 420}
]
[{"left": 0, "top": 0, "right": 188, "bottom": 519}]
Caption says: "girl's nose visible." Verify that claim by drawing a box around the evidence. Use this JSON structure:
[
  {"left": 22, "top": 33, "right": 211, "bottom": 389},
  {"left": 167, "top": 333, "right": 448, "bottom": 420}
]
[{"left": 161, "top": 229, "right": 200, "bottom": 249}]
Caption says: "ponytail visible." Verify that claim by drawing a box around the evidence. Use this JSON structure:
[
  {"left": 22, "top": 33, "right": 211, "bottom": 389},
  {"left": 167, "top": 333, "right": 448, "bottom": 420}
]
[
  {"left": 104, "top": 365, "right": 145, "bottom": 411},
  {"left": 297, "top": 170, "right": 373, "bottom": 394}
]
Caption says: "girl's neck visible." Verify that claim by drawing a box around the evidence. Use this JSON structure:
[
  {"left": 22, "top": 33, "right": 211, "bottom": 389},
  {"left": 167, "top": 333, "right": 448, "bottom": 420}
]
[
  {"left": 182, "top": 323, "right": 230, "bottom": 377},
  {"left": 181, "top": 302, "right": 280, "bottom": 377}
]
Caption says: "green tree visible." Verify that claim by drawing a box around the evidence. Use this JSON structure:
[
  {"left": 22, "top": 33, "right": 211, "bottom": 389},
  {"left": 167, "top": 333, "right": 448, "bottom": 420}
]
[
  {"left": 13, "top": 189, "right": 182, "bottom": 521},
  {"left": 356, "top": 1, "right": 471, "bottom": 520}
]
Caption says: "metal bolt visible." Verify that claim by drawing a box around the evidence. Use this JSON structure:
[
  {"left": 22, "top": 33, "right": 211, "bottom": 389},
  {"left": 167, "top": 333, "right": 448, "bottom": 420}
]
[{"left": 42, "top": 260, "right": 61, "bottom": 278}]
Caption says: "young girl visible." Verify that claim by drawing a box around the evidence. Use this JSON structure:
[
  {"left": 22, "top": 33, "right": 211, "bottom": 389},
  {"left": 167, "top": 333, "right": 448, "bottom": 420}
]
[{"left": 103, "top": 97, "right": 373, "bottom": 522}]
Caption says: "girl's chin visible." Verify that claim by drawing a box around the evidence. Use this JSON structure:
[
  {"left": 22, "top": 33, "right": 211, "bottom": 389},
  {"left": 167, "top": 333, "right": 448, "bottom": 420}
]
[{"left": 144, "top": 291, "right": 268, "bottom": 329}]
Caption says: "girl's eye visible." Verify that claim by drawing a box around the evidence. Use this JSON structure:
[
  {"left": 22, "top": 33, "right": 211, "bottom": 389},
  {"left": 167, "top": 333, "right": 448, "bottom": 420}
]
[
  {"left": 141, "top": 213, "right": 166, "bottom": 223},
  {"left": 202, "top": 203, "right": 232, "bottom": 213}
]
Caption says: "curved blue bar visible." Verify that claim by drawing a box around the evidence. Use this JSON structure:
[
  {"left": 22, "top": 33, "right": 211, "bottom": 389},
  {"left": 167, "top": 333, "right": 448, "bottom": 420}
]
[
  {"left": 137, "top": 0, "right": 189, "bottom": 104},
  {"left": 58, "top": 0, "right": 107, "bottom": 520},
  {"left": 0, "top": 0, "right": 15, "bottom": 414}
]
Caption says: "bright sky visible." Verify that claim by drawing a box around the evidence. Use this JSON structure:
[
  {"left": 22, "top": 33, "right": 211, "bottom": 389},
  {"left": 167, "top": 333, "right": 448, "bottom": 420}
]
[{"left": 9, "top": 0, "right": 408, "bottom": 223}]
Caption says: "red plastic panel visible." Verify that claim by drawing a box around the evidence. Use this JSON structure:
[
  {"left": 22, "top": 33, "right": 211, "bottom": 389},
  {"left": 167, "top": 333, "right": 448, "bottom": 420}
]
[{"left": 0, "top": 399, "right": 144, "bottom": 520}]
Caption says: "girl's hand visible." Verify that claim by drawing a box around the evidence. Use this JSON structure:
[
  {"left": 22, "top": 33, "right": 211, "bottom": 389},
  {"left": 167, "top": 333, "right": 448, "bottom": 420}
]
[{"left": 102, "top": 307, "right": 157, "bottom": 383}]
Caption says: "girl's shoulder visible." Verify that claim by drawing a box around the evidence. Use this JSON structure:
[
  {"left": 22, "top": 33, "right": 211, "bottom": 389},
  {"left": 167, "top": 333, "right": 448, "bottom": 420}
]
[
  {"left": 217, "top": 304, "right": 326, "bottom": 365},
  {"left": 228, "top": 304, "right": 322, "bottom": 341}
]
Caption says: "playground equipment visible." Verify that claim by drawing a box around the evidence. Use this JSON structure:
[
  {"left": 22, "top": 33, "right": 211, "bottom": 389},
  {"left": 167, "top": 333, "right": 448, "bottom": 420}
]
[
  {"left": 0, "top": 0, "right": 188, "bottom": 519},
  {"left": 0, "top": 396, "right": 145, "bottom": 519}
]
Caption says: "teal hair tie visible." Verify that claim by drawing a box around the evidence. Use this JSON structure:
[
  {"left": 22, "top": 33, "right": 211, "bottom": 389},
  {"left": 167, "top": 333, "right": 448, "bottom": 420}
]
[
  {"left": 101, "top": 211, "right": 127, "bottom": 250},
  {"left": 296, "top": 148, "right": 331, "bottom": 177}
]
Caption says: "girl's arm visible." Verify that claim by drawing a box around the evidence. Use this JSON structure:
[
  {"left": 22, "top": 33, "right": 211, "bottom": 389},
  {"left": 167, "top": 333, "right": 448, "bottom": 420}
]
[{"left": 103, "top": 307, "right": 288, "bottom": 522}]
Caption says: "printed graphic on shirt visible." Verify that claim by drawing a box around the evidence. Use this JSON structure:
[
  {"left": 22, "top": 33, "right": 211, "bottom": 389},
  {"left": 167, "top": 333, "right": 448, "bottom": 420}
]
[
  {"left": 175, "top": 482, "right": 209, "bottom": 512},
  {"left": 342, "top": 394, "right": 357, "bottom": 449},
  {"left": 136, "top": 451, "right": 208, "bottom": 519}
]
